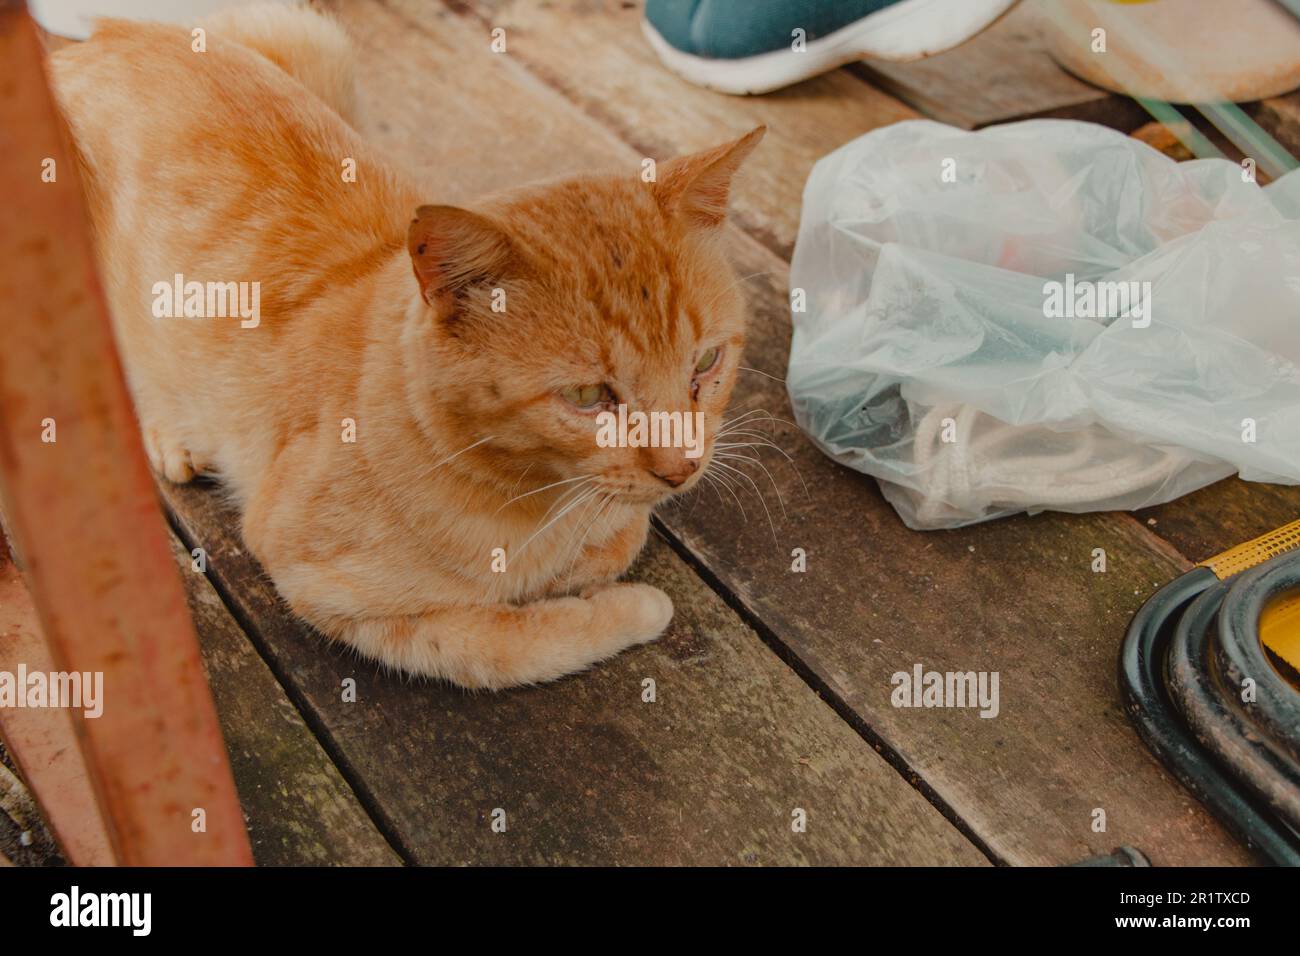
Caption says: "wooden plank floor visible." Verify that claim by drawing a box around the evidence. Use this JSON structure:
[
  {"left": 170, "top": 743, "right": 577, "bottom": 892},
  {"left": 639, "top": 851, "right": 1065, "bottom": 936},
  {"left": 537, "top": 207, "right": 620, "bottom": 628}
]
[
  {"left": 165, "top": 482, "right": 983, "bottom": 864},
  {"left": 11, "top": 0, "right": 1295, "bottom": 866},
  {"left": 418, "top": 0, "right": 1274, "bottom": 864},
  {"left": 148, "top": 0, "right": 989, "bottom": 866},
  {"left": 141, "top": 0, "right": 1295, "bottom": 865},
  {"left": 848, "top": 0, "right": 1147, "bottom": 130},
  {"left": 166, "top": 534, "right": 399, "bottom": 866},
  {"left": 1, "top": 530, "right": 395, "bottom": 866}
]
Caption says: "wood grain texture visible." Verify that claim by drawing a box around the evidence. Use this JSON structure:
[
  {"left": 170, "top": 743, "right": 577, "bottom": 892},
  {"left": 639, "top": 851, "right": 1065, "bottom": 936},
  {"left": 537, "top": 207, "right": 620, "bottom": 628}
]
[
  {"left": 848, "top": 0, "right": 1145, "bottom": 130},
  {"left": 0, "top": 526, "right": 397, "bottom": 866},
  {"left": 165, "top": 535, "right": 400, "bottom": 866},
  {"left": 660, "top": 237, "right": 1251, "bottom": 865},
  {"left": 414, "top": 0, "right": 1255, "bottom": 863},
  {"left": 162, "top": 481, "right": 984, "bottom": 865},
  {"left": 442, "top": 0, "right": 918, "bottom": 260},
  {"left": 1138, "top": 480, "right": 1300, "bottom": 565}
]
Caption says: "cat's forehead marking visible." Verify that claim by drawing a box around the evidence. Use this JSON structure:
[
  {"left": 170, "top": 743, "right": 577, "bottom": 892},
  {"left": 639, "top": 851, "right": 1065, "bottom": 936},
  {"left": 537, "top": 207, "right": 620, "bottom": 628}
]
[{"left": 508, "top": 177, "right": 713, "bottom": 361}]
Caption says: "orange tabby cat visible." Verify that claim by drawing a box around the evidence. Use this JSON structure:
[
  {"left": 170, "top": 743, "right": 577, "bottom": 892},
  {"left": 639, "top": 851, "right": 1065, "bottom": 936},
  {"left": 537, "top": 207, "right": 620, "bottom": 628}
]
[{"left": 51, "top": 4, "right": 763, "bottom": 688}]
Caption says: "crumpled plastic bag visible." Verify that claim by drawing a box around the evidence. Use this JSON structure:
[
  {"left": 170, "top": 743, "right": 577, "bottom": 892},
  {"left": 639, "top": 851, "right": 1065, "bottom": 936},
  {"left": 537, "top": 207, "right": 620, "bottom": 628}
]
[{"left": 787, "top": 118, "right": 1300, "bottom": 530}]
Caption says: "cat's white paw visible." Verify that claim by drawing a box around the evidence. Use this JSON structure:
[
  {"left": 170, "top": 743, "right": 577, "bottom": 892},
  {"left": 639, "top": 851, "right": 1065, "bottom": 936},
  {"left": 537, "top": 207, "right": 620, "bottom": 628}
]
[{"left": 586, "top": 582, "right": 674, "bottom": 646}]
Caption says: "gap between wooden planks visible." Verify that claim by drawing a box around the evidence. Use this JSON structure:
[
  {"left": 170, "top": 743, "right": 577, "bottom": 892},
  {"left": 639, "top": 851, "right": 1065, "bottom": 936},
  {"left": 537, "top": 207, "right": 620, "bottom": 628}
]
[
  {"left": 161, "top": 482, "right": 988, "bottom": 865},
  {"left": 0, "top": 518, "right": 399, "bottom": 866},
  {"left": 410, "top": 0, "right": 1265, "bottom": 864},
  {"left": 160, "top": 532, "right": 401, "bottom": 865}
]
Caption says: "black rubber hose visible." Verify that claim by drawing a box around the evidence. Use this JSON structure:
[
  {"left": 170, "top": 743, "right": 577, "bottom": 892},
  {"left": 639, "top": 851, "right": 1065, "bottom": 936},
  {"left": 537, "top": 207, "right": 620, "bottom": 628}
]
[
  {"left": 1216, "top": 556, "right": 1300, "bottom": 763},
  {"left": 1119, "top": 564, "right": 1300, "bottom": 865},
  {"left": 1167, "top": 579, "right": 1300, "bottom": 832}
]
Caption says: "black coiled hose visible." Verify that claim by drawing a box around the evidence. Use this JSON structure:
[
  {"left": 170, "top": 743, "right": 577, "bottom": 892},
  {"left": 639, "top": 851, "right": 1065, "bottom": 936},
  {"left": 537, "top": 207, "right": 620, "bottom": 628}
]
[{"left": 1119, "top": 547, "right": 1300, "bottom": 865}]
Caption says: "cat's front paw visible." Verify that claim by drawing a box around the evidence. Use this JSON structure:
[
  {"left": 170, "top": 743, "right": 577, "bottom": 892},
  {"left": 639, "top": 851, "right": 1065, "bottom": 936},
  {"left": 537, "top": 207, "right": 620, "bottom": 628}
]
[
  {"left": 142, "top": 428, "right": 208, "bottom": 484},
  {"left": 585, "top": 582, "right": 674, "bottom": 646}
]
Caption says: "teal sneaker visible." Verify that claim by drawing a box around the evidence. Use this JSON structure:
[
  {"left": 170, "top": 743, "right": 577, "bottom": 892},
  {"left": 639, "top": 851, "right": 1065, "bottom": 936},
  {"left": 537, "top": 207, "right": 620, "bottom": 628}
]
[{"left": 643, "top": 0, "right": 1020, "bottom": 94}]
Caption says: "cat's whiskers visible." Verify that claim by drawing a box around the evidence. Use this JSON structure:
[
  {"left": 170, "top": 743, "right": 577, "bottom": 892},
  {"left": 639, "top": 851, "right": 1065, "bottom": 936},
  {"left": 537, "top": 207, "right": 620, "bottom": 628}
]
[
  {"left": 702, "top": 465, "right": 748, "bottom": 522},
  {"left": 720, "top": 405, "right": 776, "bottom": 429},
  {"left": 559, "top": 487, "right": 608, "bottom": 556},
  {"left": 717, "top": 409, "right": 798, "bottom": 443},
  {"left": 698, "top": 472, "right": 729, "bottom": 514},
  {"left": 702, "top": 399, "right": 808, "bottom": 537},
  {"left": 715, "top": 451, "right": 788, "bottom": 518},
  {"left": 716, "top": 433, "right": 793, "bottom": 457},
  {"left": 684, "top": 478, "right": 709, "bottom": 518},
  {"left": 513, "top": 483, "right": 602, "bottom": 559},
  {"left": 494, "top": 472, "right": 594, "bottom": 515},
  {"left": 694, "top": 269, "right": 775, "bottom": 315},
  {"left": 481, "top": 476, "right": 597, "bottom": 602},
  {"left": 480, "top": 476, "right": 595, "bottom": 600},
  {"left": 710, "top": 458, "right": 779, "bottom": 539},
  {"left": 503, "top": 461, "right": 534, "bottom": 505},
  {"left": 531, "top": 475, "right": 596, "bottom": 526},
  {"left": 737, "top": 365, "right": 786, "bottom": 384},
  {"left": 716, "top": 439, "right": 809, "bottom": 498},
  {"left": 714, "top": 404, "right": 809, "bottom": 502},
  {"left": 564, "top": 491, "right": 617, "bottom": 592},
  {"left": 420, "top": 434, "right": 497, "bottom": 476},
  {"left": 718, "top": 412, "right": 795, "bottom": 436}
]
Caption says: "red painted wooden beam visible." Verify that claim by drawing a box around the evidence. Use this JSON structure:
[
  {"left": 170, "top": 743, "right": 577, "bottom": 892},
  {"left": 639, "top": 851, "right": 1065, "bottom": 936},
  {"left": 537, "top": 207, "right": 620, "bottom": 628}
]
[
  {"left": 0, "top": 543, "right": 117, "bottom": 864},
  {"left": 0, "top": 1, "right": 252, "bottom": 866}
]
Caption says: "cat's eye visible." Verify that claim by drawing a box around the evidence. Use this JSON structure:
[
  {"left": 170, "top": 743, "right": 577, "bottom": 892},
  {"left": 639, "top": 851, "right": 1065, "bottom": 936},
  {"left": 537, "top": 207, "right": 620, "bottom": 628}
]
[
  {"left": 561, "top": 383, "right": 614, "bottom": 409},
  {"left": 694, "top": 346, "right": 720, "bottom": 375}
]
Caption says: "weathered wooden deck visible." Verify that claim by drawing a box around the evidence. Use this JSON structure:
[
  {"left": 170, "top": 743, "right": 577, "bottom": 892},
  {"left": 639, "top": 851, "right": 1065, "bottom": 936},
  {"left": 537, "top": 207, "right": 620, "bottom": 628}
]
[{"left": 7, "top": 0, "right": 1300, "bottom": 866}]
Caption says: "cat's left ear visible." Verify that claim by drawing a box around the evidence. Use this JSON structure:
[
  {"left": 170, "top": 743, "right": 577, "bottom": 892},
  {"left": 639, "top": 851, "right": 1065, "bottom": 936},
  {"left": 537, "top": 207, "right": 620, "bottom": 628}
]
[
  {"left": 407, "top": 204, "right": 519, "bottom": 310},
  {"left": 655, "top": 125, "right": 766, "bottom": 229}
]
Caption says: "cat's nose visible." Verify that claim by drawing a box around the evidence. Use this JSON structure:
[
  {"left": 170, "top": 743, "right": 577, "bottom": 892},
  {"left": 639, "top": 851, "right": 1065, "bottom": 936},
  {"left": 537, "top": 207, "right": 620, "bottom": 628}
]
[{"left": 651, "top": 459, "right": 698, "bottom": 488}]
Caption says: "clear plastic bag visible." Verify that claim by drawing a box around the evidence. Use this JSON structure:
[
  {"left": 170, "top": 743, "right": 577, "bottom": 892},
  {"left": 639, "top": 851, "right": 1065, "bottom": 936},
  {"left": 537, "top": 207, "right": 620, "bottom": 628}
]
[{"left": 787, "top": 119, "right": 1300, "bottom": 529}]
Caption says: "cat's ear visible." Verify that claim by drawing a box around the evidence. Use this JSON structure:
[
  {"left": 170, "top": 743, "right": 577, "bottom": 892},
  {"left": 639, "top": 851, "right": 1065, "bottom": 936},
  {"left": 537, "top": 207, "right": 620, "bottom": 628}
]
[
  {"left": 655, "top": 125, "right": 766, "bottom": 229},
  {"left": 407, "top": 205, "right": 518, "bottom": 308}
]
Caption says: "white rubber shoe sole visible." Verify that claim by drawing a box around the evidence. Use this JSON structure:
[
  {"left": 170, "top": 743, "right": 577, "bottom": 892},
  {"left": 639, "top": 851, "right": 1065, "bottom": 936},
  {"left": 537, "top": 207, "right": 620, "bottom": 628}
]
[{"left": 642, "top": 0, "right": 1021, "bottom": 95}]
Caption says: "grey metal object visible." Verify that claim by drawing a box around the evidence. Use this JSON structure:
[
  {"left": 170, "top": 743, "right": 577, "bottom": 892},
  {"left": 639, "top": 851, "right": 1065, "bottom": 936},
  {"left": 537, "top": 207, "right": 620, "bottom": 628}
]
[{"left": 1069, "top": 846, "right": 1151, "bottom": 867}]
